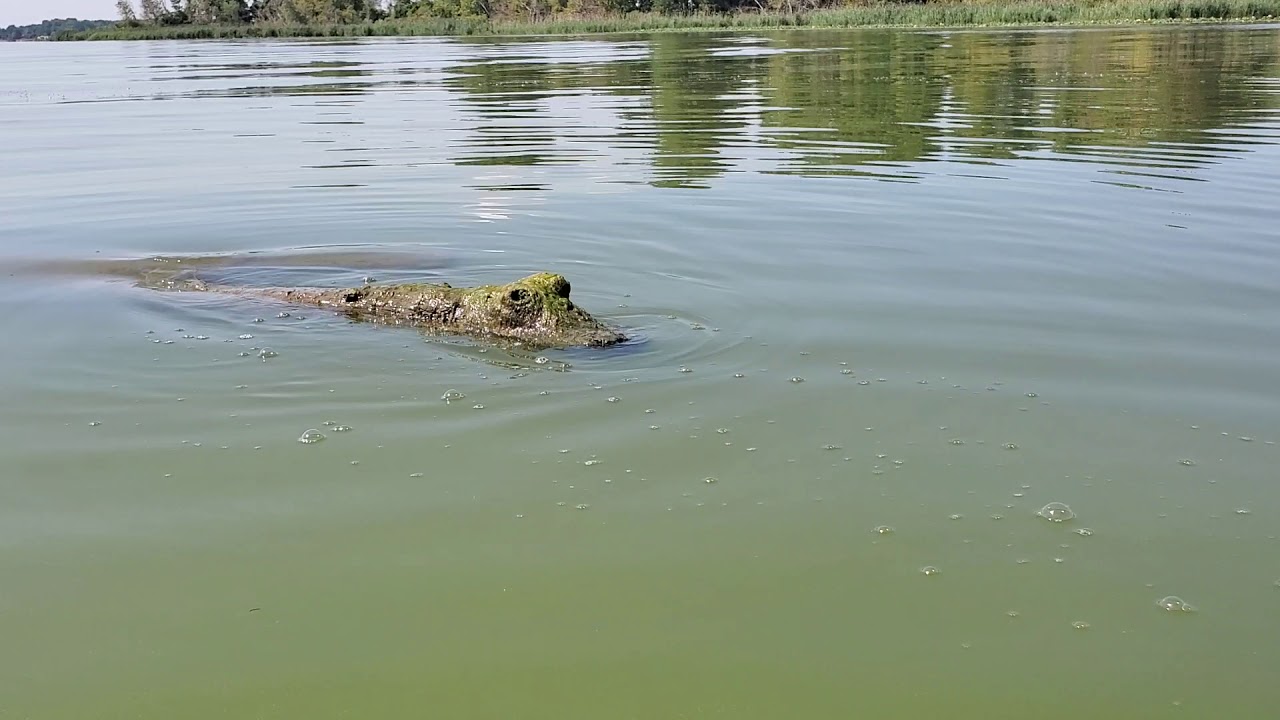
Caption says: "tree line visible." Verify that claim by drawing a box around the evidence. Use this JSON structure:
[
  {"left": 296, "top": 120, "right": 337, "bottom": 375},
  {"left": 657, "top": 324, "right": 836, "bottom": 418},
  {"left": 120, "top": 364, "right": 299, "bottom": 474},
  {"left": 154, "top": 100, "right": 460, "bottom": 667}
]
[
  {"left": 1, "top": 18, "right": 114, "bottom": 40},
  {"left": 115, "top": 1, "right": 386, "bottom": 25},
  {"left": 113, "top": 0, "right": 851, "bottom": 24}
]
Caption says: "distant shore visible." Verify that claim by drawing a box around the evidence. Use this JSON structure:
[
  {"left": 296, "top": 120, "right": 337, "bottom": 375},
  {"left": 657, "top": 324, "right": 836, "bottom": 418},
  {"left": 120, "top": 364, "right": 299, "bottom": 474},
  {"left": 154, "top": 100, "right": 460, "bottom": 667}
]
[{"left": 57, "top": 1, "right": 1280, "bottom": 41}]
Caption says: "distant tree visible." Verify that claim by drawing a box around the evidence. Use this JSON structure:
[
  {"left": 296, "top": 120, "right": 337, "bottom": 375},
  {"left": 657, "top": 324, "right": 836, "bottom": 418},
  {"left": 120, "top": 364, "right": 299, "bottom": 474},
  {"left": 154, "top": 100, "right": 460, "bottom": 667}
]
[
  {"left": 117, "top": 0, "right": 138, "bottom": 20},
  {"left": 390, "top": 0, "right": 421, "bottom": 16},
  {"left": 260, "top": 0, "right": 384, "bottom": 22},
  {"left": 183, "top": 0, "right": 250, "bottom": 22},
  {"left": 139, "top": 0, "right": 170, "bottom": 21}
]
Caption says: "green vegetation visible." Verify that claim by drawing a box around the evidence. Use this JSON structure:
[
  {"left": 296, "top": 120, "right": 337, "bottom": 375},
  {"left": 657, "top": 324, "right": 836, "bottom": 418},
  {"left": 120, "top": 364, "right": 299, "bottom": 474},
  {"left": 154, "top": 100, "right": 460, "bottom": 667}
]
[
  {"left": 54, "top": 0, "right": 1280, "bottom": 40},
  {"left": 2, "top": 18, "right": 113, "bottom": 40}
]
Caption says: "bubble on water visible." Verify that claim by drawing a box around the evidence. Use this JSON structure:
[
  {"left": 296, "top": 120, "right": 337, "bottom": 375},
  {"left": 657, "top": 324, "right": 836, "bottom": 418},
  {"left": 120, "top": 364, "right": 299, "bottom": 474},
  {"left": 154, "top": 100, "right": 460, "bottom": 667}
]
[
  {"left": 703, "top": 477, "right": 718, "bottom": 484},
  {"left": 840, "top": 369, "right": 853, "bottom": 375},
  {"left": 575, "top": 504, "right": 590, "bottom": 510},
  {"left": 253, "top": 317, "right": 265, "bottom": 323},
  {"left": 277, "top": 312, "right": 290, "bottom": 318},
  {"left": 1158, "top": 596, "right": 1197, "bottom": 613},
  {"left": 734, "top": 373, "right": 745, "bottom": 378},
  {"left": 297, "top": 429, "right": 326, "bottom": 444},
  {"left": 822, "top": 444, "right": 841, "bottom": 451},
  {"left": 473, "top": 404, "right": 485, "bottom": 410},
  {"left": 873, "top": 525, "right": 895, "bottom": 535},
  {"left": 858, "top": 380, "right": 870, "bottom": 385},
  {"left": 1178, "top": 459, "right": 1196, "bottom": 466},
  {"left": 990, "top": 514, "right": 1003, "bottom": 520},
  {"left": 258, "top": 348, "right": 277, "bottom": 360},
  {"left": 1026, "top": 392, "right": 1038, "bottom": 398},
  {"left": 790, "top": 377, "right": 805, "bottom": 383},
  {"left": 1239, "top": 436, "right": 1254, "bottom": 442},
  {"left": 583, "top": 459, "right": 602, "bottom": 466},
  {"left": 679, "top": 366, "right": 692, "bottom": 374},
  {"left": 409, "top": 472, "right": 424, "bottom": 478},
  {"left": 1072, "top": 621, "right": 1091, "bottom": 630},
  {"left": 1004, "top": 443, "right": 1019, "bottom": 450},
  {"left": 331, "top": 425, "right": 352, "bottom": 433},
  {"left": 1006, "top": 610, "right": 1020, "bottom": 618},
  {"left": 1037, "top": 502, "right": 1075, "bottom": 522},
  {"left": 920, "top": 566, "right": 940, "bottom": 576},
  {"left": 195, "top": 335, "right": 209, "bottom": 340},
  {"left": 441, "top": 390, "right": 465, "bottom": 403},
  {"left": 1074, "top": 528, "right": 1094, "bottom": 537},
  {"left": 239, "top": 334, "right": 254, "bottom": 340},
  {"left": 607, "top": 397, "right": 620, "bottom": 403},
  {"left": 88, "top": 421, "right": 101, "bottom": 427},
  {"left": 949, "top": 439, "right": 965, "bottom": 446},
  {"left": 949, "top": 514, "right": 963, "bottom": 520}
]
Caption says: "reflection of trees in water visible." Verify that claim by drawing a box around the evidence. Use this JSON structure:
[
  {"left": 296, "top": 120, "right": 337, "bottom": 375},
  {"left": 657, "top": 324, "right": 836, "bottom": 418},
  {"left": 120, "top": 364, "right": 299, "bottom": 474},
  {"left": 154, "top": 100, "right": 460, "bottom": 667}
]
[
  {"left": 761, "top": 28, "right": 1280, "bottom": 176},
  {"left": 440, "top": 28, "right": 1279, "bottom": 187},
  {"left": 444, "top": 59, "right": 574, "bottom": 168},
  {"left": 644, "top": 34, "right": 769, "bottom": 188}
]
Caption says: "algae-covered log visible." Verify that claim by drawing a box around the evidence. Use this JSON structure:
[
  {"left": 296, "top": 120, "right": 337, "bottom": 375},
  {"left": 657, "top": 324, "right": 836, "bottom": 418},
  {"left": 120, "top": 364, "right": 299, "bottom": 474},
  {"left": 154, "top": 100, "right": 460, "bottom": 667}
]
[{"left": 202, "top": 272, "right": 628, "bottom": 349}]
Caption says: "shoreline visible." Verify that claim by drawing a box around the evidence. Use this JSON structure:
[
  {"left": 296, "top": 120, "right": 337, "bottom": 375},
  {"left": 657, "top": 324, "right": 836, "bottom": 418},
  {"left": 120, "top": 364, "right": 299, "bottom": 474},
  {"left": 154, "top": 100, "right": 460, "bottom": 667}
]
[{"left": 53, "top": 3, "right": 1280, "bottom": 41}]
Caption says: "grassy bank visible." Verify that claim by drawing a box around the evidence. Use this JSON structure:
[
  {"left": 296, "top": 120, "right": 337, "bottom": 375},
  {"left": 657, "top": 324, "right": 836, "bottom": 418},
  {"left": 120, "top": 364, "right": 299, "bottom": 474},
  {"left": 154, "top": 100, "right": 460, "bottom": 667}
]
[{"left": 61, "top": 0, "right": 1280, "bottom": 40}]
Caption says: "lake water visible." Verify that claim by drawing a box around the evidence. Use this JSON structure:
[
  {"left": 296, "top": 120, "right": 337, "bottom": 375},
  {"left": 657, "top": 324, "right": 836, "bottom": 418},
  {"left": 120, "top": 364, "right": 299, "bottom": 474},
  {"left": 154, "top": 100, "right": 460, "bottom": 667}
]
[{"left": 3, "top": 24, "right": 1280, "bottom": 718}]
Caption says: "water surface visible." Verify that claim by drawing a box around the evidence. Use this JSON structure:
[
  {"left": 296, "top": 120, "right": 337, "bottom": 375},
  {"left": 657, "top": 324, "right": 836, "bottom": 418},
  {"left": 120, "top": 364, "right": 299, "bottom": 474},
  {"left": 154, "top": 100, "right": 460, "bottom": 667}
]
[{"left": 3, "top": 25, "right": 1280, "bottom": 718}]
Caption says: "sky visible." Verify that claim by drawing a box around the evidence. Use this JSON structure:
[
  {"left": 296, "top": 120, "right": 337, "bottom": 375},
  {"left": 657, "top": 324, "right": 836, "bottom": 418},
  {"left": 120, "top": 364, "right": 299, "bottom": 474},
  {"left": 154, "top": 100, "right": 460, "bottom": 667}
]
[{"left": 1, "top": 0, "right": 119, "bottom": 26}]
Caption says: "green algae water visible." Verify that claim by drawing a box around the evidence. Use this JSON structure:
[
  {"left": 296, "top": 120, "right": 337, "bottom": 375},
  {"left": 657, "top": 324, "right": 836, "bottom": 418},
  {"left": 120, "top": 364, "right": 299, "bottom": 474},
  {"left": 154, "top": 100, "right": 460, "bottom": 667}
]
[{"left": 3, "top": 25, "right": 1280, "bottom": 718}]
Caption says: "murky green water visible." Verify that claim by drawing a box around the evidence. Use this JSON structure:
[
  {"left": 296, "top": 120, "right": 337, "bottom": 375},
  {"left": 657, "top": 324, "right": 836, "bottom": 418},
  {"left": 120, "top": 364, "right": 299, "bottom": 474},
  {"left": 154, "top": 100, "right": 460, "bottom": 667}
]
[{"left": 3, "top": 25, "right": 1280, "bottom": 718}]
